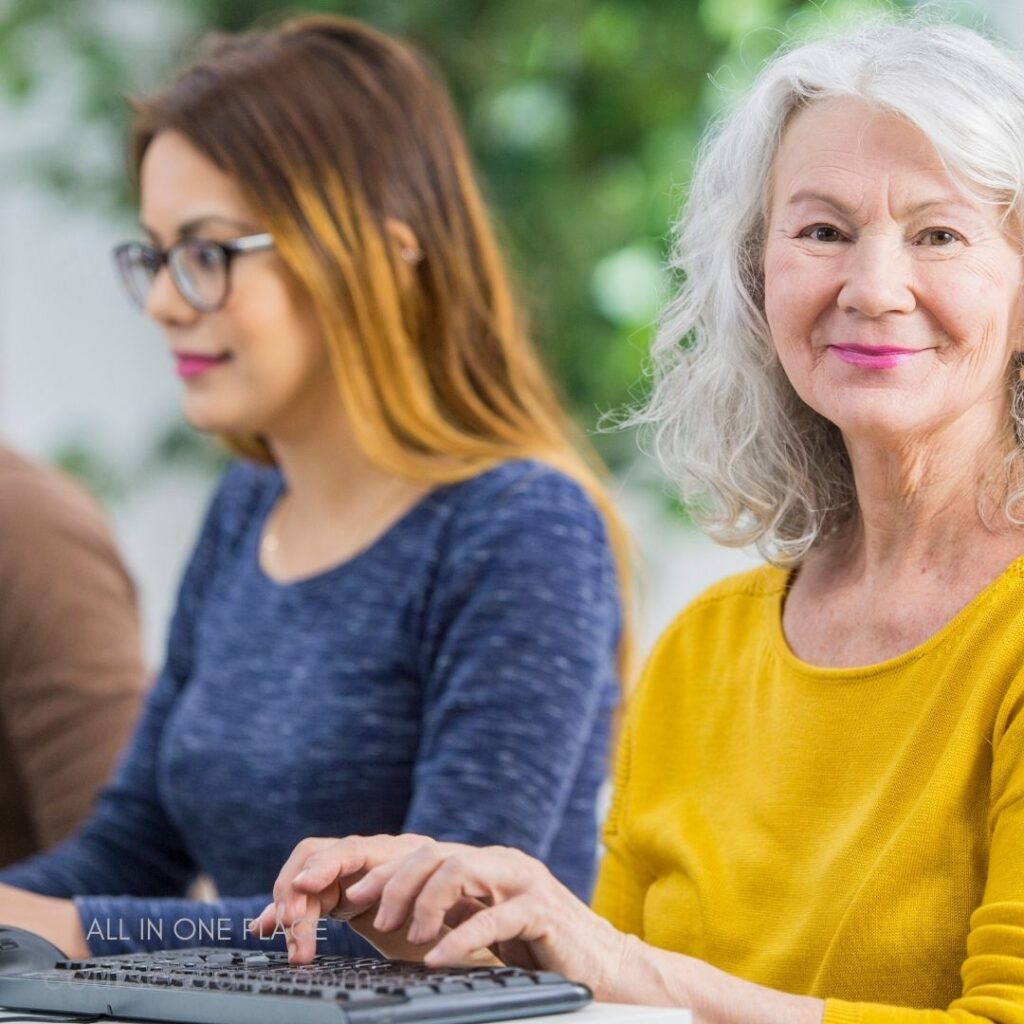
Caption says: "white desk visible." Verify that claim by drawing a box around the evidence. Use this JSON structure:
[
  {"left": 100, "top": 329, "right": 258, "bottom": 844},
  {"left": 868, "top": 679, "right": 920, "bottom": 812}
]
[
  {"left": 0, "top": 1004, "right": 691, "bottom": 1024},
  {"left": 531, "top": 1004, "right": 691, "bottom": 1024}
]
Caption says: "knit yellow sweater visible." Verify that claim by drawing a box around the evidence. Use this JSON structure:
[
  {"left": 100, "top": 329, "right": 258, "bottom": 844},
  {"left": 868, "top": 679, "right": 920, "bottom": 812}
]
[{"left": 592, "top": 562, "right": 1024, "bottom": 1023}]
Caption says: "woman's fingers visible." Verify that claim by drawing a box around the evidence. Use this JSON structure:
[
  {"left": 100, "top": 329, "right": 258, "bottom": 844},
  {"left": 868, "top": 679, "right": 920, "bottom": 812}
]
[
  {"left": 294, "top": 835, "right": 440, "bottom": 927},
  {"left": 290, "top": 834, "right": 435, "bottom": 899},
  {"left": 425, "top": 896, "right": 537, "bottom": 966},
  {"left": 271, "top": 836, "right": 338, "bottom": 904},
  {"left": 253, "top": 839, "right": 601, "bottom": 986},
  {"left": 245, "top": 836, "right": 340, "bottom": 942},
  {"left": 360, "top": 844, "right": 451, "bottom": 932},
  {"left": 287, "top": 892, "right": 321, "bottom": 963},
  {"left": 250, "top": 833, "right": 439, "bottom": 962},
  {"left": 407, "top": 847, "right": 536, "bottom": 946},
  {"left": 248, "top": 892, "right": 325, "bottom": 961},
  {"left": 249, "top": 901, "right": 277, "bottom": 938},
  {"left": 405, "top": 852, "right": 493, "bottom": 945},
  {"left": 253, "top": 835, "right": 545, "bottom": 966},
  {"left": 344, "top": 905, "right": 503, "bottom": 967},
  {"left": 288, "top": 839, "right": 375, "bottom": 895},
  {"left": 442, "top": 895, "right": 491, "bottom": 931}
]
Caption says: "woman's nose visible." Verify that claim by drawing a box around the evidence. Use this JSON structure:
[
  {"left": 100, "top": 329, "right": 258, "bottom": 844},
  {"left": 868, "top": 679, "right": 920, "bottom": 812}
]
[
  {"left": 836, "top": 234, "right": 916, "bottom": 318},
  {"left": 144, "top": 264, "right": 201, "bottom": 327}
]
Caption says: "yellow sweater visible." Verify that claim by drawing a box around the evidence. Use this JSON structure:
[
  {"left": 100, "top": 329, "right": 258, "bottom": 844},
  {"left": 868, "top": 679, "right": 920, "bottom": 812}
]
[{"left": 592, "top": 562, "right": 1024, "bottom": 1023}]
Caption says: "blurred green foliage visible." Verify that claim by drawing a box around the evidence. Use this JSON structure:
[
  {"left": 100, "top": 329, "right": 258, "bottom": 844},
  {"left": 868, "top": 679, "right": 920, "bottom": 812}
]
[{"left": 1, "top": 0, "right": 912, "bottom": 474}]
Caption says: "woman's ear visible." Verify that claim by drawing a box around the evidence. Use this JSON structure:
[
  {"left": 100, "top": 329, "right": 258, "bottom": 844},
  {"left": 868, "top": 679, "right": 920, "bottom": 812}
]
[{"left": 385, "top": 218, "right": 424, "bottom": 294}]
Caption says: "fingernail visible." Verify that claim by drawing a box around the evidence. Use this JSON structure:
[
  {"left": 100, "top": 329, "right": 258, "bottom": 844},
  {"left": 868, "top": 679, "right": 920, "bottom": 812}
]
[
  {"left": 294, "top": 869, "right": 309, "bottom": 883},
  {"left": 347, "top": 878, "right": 368, "bottom": 895}
]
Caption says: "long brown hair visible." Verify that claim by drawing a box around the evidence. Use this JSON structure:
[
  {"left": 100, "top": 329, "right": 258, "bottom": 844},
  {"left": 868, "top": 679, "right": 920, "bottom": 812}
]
[{"left": 129, "top": 13, "right": 633, "bottom": 678}]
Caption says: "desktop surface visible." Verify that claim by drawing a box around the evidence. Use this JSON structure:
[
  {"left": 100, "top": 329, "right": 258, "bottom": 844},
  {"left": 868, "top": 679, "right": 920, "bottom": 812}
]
[{"left": 0, "top": 1003, "right": 692, "bottom": 1024}]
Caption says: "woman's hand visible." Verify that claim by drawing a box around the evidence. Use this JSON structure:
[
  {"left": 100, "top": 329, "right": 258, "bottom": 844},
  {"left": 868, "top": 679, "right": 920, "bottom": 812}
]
[
  {"left": 0, "top": 882, "right": 89, "bottom": 958},
  {"left": 251, "top": 834, "right": 479, "bottom": 963},
  {"left": 253, "top": 835, "right": 828, "bottom": 1019},
  {"left": 250, "top": 835, "right": 632, "bottom": 1000}
]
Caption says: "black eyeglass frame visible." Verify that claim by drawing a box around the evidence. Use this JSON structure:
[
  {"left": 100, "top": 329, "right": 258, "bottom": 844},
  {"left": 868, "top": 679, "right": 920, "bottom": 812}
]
[{"left": 113, "top": 232, "right": 275, "bottom": 313}]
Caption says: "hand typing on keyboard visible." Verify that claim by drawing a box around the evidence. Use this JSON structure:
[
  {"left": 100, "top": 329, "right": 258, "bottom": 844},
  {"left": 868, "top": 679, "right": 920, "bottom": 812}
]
[
  {"left": 249, "top": 835, "right": 498, "bottom": 968},
  {"left": 250, "top": 834, "right": 632, "bottom": 1002}
]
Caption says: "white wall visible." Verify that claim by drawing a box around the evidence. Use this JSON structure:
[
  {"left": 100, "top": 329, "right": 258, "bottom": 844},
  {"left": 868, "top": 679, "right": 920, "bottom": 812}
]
[
  {"left": 0, "top": 1, "right": 213, "bottom": 666},
  {"left": 0, "top": 180, "right": 217, "bottom": 667}
]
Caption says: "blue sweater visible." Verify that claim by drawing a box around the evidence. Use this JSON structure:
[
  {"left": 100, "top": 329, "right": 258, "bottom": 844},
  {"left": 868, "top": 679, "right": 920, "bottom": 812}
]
[{"left": 0, "top": 459, "right": 620, "bottom": 957}]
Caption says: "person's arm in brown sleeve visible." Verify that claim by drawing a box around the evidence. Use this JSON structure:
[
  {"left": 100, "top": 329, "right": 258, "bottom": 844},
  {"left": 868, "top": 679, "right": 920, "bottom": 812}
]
[{"left": 0, "top": 446, "right": 148, "bottom": 864}]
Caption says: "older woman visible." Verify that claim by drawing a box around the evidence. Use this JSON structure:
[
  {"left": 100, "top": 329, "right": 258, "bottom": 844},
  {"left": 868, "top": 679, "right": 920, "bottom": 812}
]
[{"left": 254, "top": 17, "right": 1024, "bottom": 1024}]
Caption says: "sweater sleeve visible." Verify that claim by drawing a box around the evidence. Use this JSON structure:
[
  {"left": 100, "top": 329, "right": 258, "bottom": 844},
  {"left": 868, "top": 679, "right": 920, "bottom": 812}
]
[
  {"left": 0, "top": 666, "right": 196, "bottom": 902},
  {"left": 0, "top": 469, "right": 239, "bottom": 917},
  {"left": 591, "top": 717, "right": 649, "bottom": 938},
  {"left": 591, "top": 625, "right": 665, "bottom": 938},
  {"left": 824, "top": 683, "right": 1024, "bottom": 1024},
  {"left": 0, "top": 462, "right": 147, "bottom": 856},
  {"left": 72, "top": 893, "right": 373, "bottom": 957},
  {"left": 404, "top": 466, "right": 621, "bottom": 897}
]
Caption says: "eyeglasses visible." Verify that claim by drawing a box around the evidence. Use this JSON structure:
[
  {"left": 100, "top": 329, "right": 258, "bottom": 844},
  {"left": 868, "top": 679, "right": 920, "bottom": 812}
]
[{"left": 113, "top": 233, "right": 275, "bottom": 313}]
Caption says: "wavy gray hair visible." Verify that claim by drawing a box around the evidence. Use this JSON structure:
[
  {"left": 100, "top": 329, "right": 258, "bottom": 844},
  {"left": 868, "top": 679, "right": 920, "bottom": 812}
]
[{"left": 634, "top": 14, "right": 1024, "bottom": 563}]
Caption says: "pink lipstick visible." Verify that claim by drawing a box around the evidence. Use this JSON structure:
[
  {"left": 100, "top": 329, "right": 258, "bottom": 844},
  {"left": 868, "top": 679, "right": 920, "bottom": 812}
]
[
  {"left": 174, "top": 353, "right": 230, "bottom": 379},
  {"left": 828, "top": 345, "right": 925, "bottom": 369}
]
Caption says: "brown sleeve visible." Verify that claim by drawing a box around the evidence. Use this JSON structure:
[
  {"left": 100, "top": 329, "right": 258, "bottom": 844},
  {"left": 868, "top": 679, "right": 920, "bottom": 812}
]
[{"left": 0, "top": 449, "right": 148, "bottom": 853}]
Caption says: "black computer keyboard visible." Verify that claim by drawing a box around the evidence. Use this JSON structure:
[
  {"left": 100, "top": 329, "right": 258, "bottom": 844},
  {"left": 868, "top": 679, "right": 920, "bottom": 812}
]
[{"left": 0, "top": 946, "right": 592, "bottom": 1024}]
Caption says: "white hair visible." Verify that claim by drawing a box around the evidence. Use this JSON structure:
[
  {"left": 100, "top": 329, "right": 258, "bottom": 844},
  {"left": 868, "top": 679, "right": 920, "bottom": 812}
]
[{"left": 633, "top": 12, "right": 1024, "bottom": 563}]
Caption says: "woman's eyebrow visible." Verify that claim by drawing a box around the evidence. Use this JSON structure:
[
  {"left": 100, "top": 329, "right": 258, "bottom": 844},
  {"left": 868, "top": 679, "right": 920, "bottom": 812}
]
[
  {"left": 785, "top": 188, "right": 975, "bottom": 218},
  {"left": 137, "top": 214, "right": 259, "bottom": 244}
]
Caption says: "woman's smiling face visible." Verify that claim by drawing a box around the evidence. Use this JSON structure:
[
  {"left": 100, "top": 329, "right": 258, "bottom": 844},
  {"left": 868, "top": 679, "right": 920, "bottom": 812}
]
[
  {"left": 763, "top": 96, "right": 1024, "bottom": 453},
  {"left": 139, "top": 130, "right": 337, "bottom": 441}
]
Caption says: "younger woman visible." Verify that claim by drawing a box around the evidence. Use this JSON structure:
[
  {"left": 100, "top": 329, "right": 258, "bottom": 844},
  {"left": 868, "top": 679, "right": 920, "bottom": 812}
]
[{"left": 0, "top": 14, "right": 628, "bottom": 959}]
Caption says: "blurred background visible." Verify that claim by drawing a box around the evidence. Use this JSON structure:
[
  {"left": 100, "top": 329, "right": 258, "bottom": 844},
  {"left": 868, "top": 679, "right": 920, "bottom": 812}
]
[{"left": 0, "top": 0, "right": 1015, "bottom": 665}]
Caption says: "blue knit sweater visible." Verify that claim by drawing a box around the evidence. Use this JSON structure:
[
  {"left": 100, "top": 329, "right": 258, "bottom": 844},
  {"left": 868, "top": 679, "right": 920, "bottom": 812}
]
[{"left": 0, "top": 459, "right": 620, "bottom": 957}]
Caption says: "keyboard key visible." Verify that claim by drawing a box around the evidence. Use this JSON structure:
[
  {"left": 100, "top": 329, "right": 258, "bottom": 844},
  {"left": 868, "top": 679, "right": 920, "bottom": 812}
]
[
  {"left": 342, "top": 989, "right": 389, "bottom": 1003},
  {"left": 465, "top": 979, "right": 505, "bottom": 991},
  {"left": 436, "top": 981, "right": 472, "bottom": 993},
  {"left": 394, "top": 984, "right": 439, "bottom": 998},
  {"left": 498, "top": 975, "right": 538, "bottom": 988}
]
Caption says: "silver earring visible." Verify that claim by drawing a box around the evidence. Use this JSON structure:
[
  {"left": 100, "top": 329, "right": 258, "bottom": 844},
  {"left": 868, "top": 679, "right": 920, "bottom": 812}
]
[{"left": 400, "top": 246, "right": 424, "bottom": 264}]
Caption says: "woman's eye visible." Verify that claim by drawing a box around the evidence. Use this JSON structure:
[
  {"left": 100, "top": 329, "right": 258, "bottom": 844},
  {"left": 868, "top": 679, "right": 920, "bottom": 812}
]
[
  {"left": 916, "top": 228, "right": 961, "bottom": 247},
  {"left": 141, "top": 248, "right": 163, "bottom": 271},
  {"left": 801, "top": 224, "right": 844, "bottom": 242},
  {"left": 195, "top": 245, "right": 222, "bottom": 269}
]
